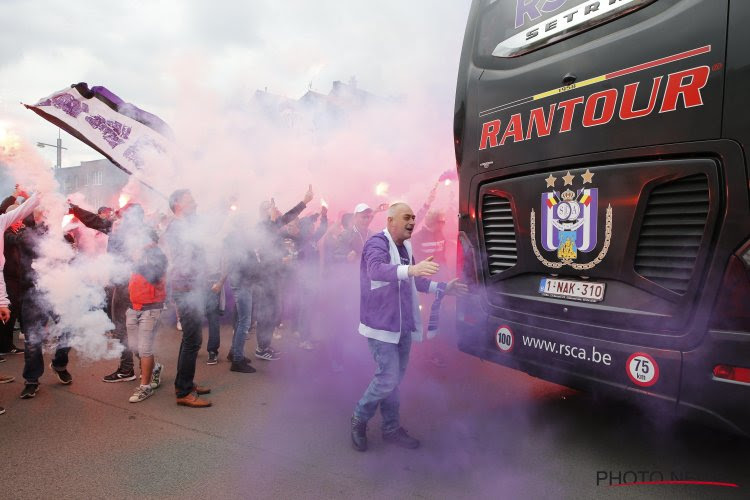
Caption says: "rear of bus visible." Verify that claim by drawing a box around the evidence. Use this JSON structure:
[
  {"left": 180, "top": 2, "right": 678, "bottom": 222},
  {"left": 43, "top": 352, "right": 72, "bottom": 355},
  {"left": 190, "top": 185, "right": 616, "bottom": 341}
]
[{"left": 454, "top": 0, "right": 750, "bottom": 434}]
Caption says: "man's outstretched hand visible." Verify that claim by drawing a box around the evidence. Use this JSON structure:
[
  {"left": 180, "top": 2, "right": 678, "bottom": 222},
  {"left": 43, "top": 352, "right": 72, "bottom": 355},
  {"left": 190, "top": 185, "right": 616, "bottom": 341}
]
[
  {"left": 408, "top": 256, "right": 440, "bottom": 277},
  {"left": 445, "top": 278, "right": 469, "bottom": 296}
]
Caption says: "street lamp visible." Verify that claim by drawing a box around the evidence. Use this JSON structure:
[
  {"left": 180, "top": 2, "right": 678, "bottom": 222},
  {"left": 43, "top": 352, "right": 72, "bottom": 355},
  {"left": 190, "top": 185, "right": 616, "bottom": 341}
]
[{"left": 36, "top": 129, "right": 67, "bottom": 169}]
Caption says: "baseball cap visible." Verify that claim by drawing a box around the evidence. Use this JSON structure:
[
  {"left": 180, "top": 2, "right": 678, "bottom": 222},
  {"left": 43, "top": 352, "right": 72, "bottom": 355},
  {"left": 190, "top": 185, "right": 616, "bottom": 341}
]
[{"left": 353, "top": 203, "right": 372, "bottom": 214}]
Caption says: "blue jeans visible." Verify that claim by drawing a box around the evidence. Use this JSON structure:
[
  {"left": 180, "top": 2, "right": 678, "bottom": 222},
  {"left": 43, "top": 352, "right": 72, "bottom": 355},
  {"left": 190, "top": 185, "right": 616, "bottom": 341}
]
[
  {"left": 174, "top": 291, "right": 204, "bottom": 398},
  {"left": 253, "top": 282, "right": 279, "bottom": 351},
  {"left": 353, "top": 331, "right": 412, "bottom": 433},
  {"left": 229, "top": 286, "right": 252, "bottom": 362},
  {"left": 205, "top": 286, "right": 221, "bottom": 355},
  {"left": 108, "top": 283, "right": 134, "bottom": 372},
  {"left": 22, "top": 290, "right": 70, "bottom": 384}
]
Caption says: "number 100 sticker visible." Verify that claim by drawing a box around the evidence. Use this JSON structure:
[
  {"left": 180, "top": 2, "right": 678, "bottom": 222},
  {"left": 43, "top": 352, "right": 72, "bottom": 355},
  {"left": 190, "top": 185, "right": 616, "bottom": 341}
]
[
  {"left": 495, "top": 326, "right": 514, "bottom": 353},
  {"left": 626, "top": 352, "right": 660, "bottom": 387}
]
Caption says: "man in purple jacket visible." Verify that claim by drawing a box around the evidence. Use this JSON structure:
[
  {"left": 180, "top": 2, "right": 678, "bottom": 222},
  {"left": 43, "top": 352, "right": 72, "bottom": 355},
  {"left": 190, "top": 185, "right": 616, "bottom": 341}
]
[{"left": 351, "top": 203, "right": 466, "bottom": 451}]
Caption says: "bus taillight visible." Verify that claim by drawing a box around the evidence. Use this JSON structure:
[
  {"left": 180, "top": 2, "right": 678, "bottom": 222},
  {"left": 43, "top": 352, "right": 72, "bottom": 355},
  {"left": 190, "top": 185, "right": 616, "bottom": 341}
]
[{"left": 713, "top": 364, "right": 750, "bottom": 385}]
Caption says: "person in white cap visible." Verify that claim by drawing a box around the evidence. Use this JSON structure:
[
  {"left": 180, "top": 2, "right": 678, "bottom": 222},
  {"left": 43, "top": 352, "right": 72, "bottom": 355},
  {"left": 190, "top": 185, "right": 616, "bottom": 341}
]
[{"left": 348, "top": 203, "right": 374, "bottom": 262}]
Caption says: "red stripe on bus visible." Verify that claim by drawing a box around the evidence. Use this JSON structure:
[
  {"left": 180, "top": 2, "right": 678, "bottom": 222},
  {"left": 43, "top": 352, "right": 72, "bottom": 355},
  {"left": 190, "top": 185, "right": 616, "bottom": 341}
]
[{"left": 606, "top": 45, "right": 711, "bottom": 80}]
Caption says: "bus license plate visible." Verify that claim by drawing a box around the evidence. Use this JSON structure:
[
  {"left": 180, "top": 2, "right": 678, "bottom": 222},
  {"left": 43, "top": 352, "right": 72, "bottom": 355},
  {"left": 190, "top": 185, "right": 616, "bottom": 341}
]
[{"left": 538, "top": 278, "right": 606, "bottom": 303}]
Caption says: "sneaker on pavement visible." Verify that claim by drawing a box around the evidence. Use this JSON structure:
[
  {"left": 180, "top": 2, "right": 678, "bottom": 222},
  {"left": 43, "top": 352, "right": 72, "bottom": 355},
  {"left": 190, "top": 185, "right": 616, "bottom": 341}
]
[
  {"left": 298, "top": 340, "right": 314, "bottom": 351},
  {"left": 207, "top": 352, "right": 218, "bottom": 365},
  {"left": 255, "top": 347, "right": 280, "bottom": 361},
  {"left": 0, "top": 346, "right": 24, "bottom": 355},
  {"left": 102, "top": 369, "right": 136, "bottom": 383},
  {"left": 0, "top": 374, "right": 15, "bottom": 384},
  {"left": 51, "top": 365, "right": 72, "bottom": 385},
  {"left": 230, "top": 359, "right": 257, "bottom": 373},
  {"left": 0, "top": 406, "right": 5, "bottom": 415},
  {"left": 20, "top": 383, "right": 39, "bottom": 399},
  {"left": 383, "top": 427, "right": 420, "bottom": 449},
  {"left": 150, "top": 363, "right": 163, "bottom": 389},
  {"left": 129, "top": 385, "right": 154, "bottom": 403},
  {"left": 226, "top": 352, "right": 254, "bottom": 364},
  {"left": 176, "top": 393, "right": 211, "bottom": 408}
]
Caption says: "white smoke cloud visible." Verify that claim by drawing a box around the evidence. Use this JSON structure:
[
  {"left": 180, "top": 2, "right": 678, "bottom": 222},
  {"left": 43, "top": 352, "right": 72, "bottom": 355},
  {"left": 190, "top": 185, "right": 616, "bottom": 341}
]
[{"left": 0, "top": 141, "right": 126, "bottom": 360}]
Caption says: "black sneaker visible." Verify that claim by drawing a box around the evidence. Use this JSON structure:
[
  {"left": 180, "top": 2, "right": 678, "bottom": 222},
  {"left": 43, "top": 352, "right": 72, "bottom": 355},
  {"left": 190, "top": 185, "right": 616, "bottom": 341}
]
[
  {"left": 51, "top": 364, "right": 72, "bottom": 385},
  {"left": 351, "top": 416, "right": 368, "bottom": 452},
  {"left": 20, "top": 383, "right": 39, "bottom": 399},
  {"left": 230, "top": 359, "right": 257, "bottom": 373},
  {"left": 207, "top": 352, "right": 218, "bottom": 365},
  {"left": 102, "top": 369, "right": 136, "bottom": 383},
  {"left": 0, "top": 346, "right": 23, "bottom": 355},
  {"left": 254, "top": 347, "right": 280, "bottom": 361},
  {"left": 0, "top": 406, "right": 5, "bottom": 415},
  {"left": 383, "top": 427, "right": 420, "bottom": 449}
]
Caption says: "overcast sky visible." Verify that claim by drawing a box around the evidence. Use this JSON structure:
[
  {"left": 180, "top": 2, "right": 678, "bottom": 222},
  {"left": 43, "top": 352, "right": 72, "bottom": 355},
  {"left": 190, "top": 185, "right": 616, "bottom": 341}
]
[{"left": 0, "top": 0, "right": 471, "bottom": 168}]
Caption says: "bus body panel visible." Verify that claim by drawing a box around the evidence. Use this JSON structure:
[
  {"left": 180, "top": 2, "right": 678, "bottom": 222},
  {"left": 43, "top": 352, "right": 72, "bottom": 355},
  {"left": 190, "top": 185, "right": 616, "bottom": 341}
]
[{"left": 455, "top": 0, "right": 750, "bottom": 434}]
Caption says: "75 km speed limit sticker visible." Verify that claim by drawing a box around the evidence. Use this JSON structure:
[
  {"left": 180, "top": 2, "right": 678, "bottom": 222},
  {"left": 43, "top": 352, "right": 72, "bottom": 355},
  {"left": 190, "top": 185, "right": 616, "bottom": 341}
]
[
  {"left": 626, "top": 352, "right": 659, "bottom": 387},
  {"left": 495, "top": 326, "right": 514, "bottom": 353}
]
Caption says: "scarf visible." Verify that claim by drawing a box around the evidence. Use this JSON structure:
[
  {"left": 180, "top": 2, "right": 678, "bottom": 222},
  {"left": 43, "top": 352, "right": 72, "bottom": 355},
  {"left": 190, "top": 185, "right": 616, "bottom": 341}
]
[{"left": 426, "top": 282, "right": 448, "bottom": 339}]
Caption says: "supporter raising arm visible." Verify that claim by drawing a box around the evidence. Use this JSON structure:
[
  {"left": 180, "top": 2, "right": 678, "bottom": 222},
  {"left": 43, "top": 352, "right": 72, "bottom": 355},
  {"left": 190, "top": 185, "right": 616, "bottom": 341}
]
[
  {"left": 68, "top": 202, "right": 113, "bottom": 234},
  {"left": 0, "top": 186, "right": 40, "bottom": 236}
]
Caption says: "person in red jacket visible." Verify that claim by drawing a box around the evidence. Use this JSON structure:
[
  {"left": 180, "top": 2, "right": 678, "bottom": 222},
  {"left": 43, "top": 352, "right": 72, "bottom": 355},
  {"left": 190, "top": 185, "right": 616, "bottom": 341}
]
[{"left": 123, "top": 205, "right": 168, "bottom": 403}]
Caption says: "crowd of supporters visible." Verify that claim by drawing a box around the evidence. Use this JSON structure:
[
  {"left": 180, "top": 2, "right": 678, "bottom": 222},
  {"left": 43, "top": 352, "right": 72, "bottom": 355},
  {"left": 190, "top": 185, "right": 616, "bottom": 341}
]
[{"left": 0, "top": 182, "right": 452, "bottom": 415}]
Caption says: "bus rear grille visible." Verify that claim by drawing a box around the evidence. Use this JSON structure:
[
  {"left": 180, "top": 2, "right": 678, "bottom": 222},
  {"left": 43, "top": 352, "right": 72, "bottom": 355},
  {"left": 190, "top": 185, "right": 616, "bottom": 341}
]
[
  {"left": 634, "top": 174, "right": 709, "bottom": 294},
  {"left": 482, "top": 195, "right": 517, "bottom": 275}
]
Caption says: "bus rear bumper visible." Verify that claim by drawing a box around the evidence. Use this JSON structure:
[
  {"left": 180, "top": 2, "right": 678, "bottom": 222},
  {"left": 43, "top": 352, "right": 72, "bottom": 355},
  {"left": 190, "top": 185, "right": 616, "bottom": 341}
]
[{"left": 457, "top": 317, "right": 750, "bottom": 436}]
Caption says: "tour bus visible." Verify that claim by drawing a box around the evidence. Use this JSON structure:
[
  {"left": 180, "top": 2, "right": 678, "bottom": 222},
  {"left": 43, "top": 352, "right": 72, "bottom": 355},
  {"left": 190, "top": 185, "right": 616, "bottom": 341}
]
[{"left": 454, "top": 0, "right": 750, "bottom": 434}]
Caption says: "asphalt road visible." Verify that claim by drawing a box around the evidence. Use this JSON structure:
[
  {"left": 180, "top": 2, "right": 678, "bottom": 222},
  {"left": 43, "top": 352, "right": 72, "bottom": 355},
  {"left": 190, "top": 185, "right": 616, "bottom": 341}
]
[{"left": 0, "top": 321, "right": 747, "bottom": 499}]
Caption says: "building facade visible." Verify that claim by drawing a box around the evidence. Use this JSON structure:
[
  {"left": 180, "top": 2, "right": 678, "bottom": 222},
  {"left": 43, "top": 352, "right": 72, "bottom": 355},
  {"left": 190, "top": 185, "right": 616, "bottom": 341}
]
[{"left": 54, "top": 158, "right": 129, "bottom": 210}]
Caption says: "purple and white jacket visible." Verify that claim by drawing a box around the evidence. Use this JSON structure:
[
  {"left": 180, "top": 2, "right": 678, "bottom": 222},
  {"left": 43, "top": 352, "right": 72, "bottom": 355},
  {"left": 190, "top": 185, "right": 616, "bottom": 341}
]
[{"left": 358, "top": 229, "right": 439, "bottom": 344}]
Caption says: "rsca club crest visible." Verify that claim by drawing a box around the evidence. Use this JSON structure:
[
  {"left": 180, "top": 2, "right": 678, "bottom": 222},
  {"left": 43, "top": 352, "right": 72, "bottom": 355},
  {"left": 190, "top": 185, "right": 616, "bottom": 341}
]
[{"left": 530, "top": 169, "right": 613, "bottom": 270}]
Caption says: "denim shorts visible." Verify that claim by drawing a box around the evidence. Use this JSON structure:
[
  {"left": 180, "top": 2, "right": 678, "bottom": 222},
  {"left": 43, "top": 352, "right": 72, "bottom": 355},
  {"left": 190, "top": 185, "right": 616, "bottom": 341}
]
[{"left": 125, "top": 308, "right": 162, "bottom": 357}]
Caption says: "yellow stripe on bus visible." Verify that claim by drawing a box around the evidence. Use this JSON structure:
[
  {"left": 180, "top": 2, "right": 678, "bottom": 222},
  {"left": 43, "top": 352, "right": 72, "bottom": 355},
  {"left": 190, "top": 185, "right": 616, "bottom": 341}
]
[{"left": 532, "top": 75, "right": 607, "bottom": 101}]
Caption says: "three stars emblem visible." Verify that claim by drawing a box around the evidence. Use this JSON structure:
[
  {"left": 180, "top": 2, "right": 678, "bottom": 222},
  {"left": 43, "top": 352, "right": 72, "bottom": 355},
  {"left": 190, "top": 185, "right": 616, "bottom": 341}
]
[{"left": 544, "top": 169, "right": 595, "bottom": 188}]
